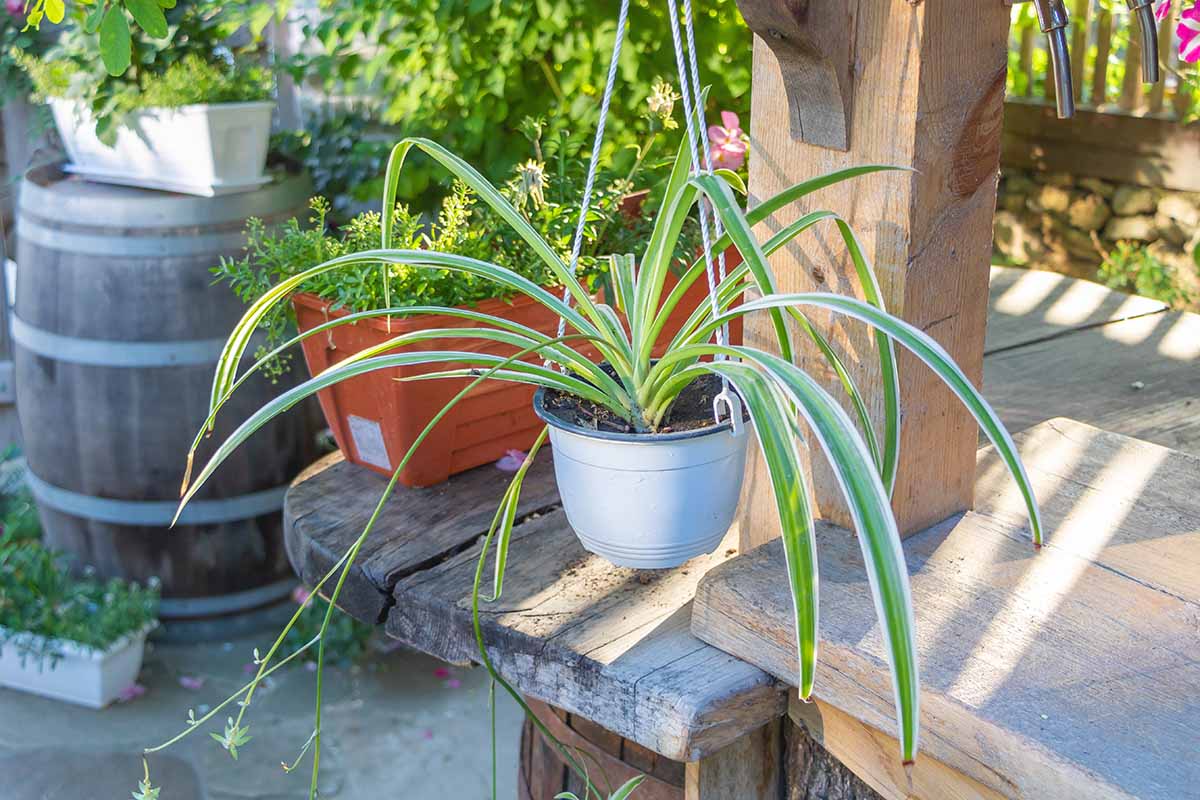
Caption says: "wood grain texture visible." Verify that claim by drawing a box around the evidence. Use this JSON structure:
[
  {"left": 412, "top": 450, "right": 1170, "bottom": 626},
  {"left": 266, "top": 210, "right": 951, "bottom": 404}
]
[
  {"left": 733, "top": 0, "right": 855, "bottom": 150},
  {"left": 693, "top": 418, "right": 1200, "bottom": 800},
  {"left": 984, "top": 266, "right": 1168, "bottom": 353},
  {"left": 744, "top": 1, "right": 1011, "bottom": 539},
  {"left": 385, "top": 510, "right": 785, "bottom": 762},
  {"left": 684, "top": 718, "right": 783, "bottom": 800},
  {"left": 789, "top": 694, "right": 998, "bottom": 800},
  {"left": 984, "top": 308, "right": 1200, "bottom": 457},
  {"left": 283, "top": 456, "right": 787, "bottom": 762},
  {"left": 785, "top": 707, "right": 881, "bottom": 800},
  {"left": 14, "top": 168, "right": 317, "bottom": 601},
  {"left": 283, "top": 450, "right": 560, "bottom": 624},
  {"left": 519, "top": 697, "right": 684, "bottom": 800},
  {"left": 1002, "top": 100, "right": 1200, "bottom": 191}
]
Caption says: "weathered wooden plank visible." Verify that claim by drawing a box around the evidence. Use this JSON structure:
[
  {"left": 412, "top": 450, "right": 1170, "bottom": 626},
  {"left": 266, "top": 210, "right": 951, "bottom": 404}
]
[
  {"left": 1002, "top": 100, "right": 1200, "bottom": 191},
  {"left": 743, "top": 1, "right": 1010, "bottom": 538},
  {"left": 789, "top": 694, "right": 1001, "bottom": 800},
  {"left": 384, "top": 509, "right": 786, "bottom": 762},
  {"left": 692, "top": 419, "right": 1200, "bottom": 800},
  {"left": 984, "top": 266, "right": 1168, "bottom": 353},
  {"left": 985, "top": 308, "right": 1200, "bottom": 456},
  {"left": 283, "top": 450, "right": 559, "bottom": 623}
]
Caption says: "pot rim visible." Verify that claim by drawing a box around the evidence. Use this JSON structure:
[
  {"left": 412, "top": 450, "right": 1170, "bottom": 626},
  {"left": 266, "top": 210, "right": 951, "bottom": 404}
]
[{"left": 533, "top": 385, "right": 737, "bottom": 444}]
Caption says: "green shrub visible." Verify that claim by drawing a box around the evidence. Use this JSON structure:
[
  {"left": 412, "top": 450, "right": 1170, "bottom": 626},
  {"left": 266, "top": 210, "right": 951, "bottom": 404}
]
[
  {"left": 1099, "top": 240, "right": 1196, "bottom": 307},
  {"left": 287, "top": 0, "right": 752, "bottom": 199},
  {"left": 0, "top": 487, "right": 159, "bottom": 666}
]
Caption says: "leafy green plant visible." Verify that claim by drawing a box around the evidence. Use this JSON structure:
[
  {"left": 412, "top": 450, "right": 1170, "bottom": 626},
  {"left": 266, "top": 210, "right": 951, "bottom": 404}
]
[
  {"left": 271, "top": 109, "right": 395, "bottom": 223},
  {"left": 1099, "top": 240, "right": 1196, "bottom": 306},
  {"left": 214, "top": 117, "right": 698, "bottom": 378},
  {"left": 285, "top": 0, "right": 751, "bottom": 200},
  {"left": 0, "top": 486, "right": 159, "bottom": 666},
  {"left": 20, "top": 0, "right": 283, "bottom": 76},
  {"left": 145, "top": 126, "right": 1044, "bottom": 800},
  {"left": 14, "top": 2, "right": 271, "bottom": 139}
]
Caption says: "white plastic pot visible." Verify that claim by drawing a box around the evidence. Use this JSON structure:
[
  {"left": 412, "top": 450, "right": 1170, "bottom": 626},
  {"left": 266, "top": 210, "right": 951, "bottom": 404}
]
[
  {"left": 534, "top": 389, "right": 749, "bottom": 569},
  {"left": 50, "top": 98, "right": 274, "bottom": 196},
  {"left": 0, "top": 624, "right": 154, "bottom": 708}
]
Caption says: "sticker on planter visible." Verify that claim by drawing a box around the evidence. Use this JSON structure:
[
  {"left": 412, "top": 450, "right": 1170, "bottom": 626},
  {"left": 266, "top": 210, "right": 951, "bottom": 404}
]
[{"left": 347, "top": 415, "right": 391, "bottom": 470}]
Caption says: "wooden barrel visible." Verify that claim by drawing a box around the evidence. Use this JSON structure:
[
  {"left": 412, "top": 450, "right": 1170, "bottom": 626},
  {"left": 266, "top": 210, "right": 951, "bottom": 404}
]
[
  {"left": 14, "top": 164, "right": 318, "bottom": 638},
  {"left": 519, "top": 698, "right": 684, "bottom": 800}
]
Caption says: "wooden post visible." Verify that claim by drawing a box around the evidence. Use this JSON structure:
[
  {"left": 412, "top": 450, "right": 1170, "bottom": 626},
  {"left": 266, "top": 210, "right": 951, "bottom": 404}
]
[
  {"left": 737, "top": 1, "right": 1010, "bottom": 541},
  {"left": 684, "top": 720, "right": 783, "bottom": 800}
]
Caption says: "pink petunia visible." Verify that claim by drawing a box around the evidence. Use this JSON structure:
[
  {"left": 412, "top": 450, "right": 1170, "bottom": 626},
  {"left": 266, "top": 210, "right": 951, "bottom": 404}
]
[
  {"left": 1181, "top": 3, "right": 1200, "bottom": 62},
  {"left": 495, "top": 449, "right": 526, "bottom": 472},
  {"left": 1155, "top": 0, "right": 1172, "bottom": 22},
  {"left": 707, "top": 111, "right": 749, "bottom": 171},
  {"left": 117, "top": 683, "right": 147, "bottom": 703}
]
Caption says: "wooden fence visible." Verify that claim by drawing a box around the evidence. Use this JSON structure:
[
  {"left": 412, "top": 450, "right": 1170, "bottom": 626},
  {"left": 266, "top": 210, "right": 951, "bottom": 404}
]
[
  {"left": 1008, "top": 0, "right": 1194, "bottom": 118},
  {"left": 1005, "top": 2, "right": 1199, "bottom": 191}
]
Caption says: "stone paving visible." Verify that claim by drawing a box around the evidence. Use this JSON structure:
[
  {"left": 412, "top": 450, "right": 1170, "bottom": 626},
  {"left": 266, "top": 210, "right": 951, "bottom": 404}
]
[{"left": 0, "top": 631, "right": 522, "bottom": 799}]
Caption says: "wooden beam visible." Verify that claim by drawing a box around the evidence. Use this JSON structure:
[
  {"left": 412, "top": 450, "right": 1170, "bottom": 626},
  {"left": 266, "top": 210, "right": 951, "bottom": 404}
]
[
  {"left": 1002, "top": 100, "right": 1200, "bottom": 192},
  {"left": 788, "top": 694, "right": 1005, "bottom": 800},
  {"left": 694, "top": 418, "right": 1200, "bottom": 800},
  {"left": 742, "top": 1, "right": 1010, "bottom": 541}
]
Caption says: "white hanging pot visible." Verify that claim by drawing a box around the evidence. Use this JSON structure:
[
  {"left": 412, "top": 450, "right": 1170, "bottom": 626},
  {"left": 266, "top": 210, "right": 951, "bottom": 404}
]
[
  {"left": 49, "top": 98, "right": 274, "bottom": 196},
  {"left": 534, "top": 388, "right": 749, "bottom": 569}
]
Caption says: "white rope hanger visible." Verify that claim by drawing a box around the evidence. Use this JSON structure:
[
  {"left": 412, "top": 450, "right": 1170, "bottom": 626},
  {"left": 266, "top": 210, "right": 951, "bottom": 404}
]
[{"left": 549, "top": 0, "right": 740, "bottom": 429}]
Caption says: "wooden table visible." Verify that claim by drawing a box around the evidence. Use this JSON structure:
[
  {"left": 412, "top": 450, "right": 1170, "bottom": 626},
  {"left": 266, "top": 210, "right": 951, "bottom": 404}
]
[{"left": 283, "top": 267, "right": 1199, "bottom": 799}]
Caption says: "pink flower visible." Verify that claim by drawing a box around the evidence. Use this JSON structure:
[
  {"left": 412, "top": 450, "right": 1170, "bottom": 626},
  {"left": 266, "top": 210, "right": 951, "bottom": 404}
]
[
  {"left": 5, "top": 0, "right": 23, "bottom": 19},
  {"left": 708, "top": 111, "right": 749, "bottom": 171},
  {"left": 433, "top": 666, "right": 451, "bottom": 679},
  {"left": 179, "top": 675, "right": 205, "bottom": 691},
  {"left": 292, "top": 585, "right": 311, "bottom": 605},
  {"left": 1181, "top": 4, "right": 1200, "bottom": 62},
  {"left": 1155, "top": 0, "right": 1172, "bottom": 21},
  {"left": 445, "top": 678, "right": 462, "bottom": 689},
  {"left": 495, "top": 449, "right": 526, "bottom": 472},
  {"left": 420, "top": 728, "right": 434, "bottom": 740},
  {"left": 117, "top": 683, "right": 147, "bottom": 703}
]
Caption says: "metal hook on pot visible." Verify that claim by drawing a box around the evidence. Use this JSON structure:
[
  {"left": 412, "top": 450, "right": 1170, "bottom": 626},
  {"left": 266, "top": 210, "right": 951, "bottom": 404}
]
[{"left": 713, "top": 390, "right": 744, "bottom": 438}]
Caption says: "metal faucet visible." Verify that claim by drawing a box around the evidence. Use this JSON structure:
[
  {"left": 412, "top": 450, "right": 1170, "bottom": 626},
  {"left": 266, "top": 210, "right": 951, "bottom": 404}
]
[
  {"left": 1125, "top": 0, "right": 1162, "bottom": 83},
  {"left": 1031, "top": 0, "right": 1075, "bottom": 118}
]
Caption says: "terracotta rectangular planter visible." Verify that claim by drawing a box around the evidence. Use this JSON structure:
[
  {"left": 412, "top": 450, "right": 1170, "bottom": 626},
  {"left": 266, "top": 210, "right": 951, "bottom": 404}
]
[{"left": 293, "top": 257, "right": 742, "bottom": 487}]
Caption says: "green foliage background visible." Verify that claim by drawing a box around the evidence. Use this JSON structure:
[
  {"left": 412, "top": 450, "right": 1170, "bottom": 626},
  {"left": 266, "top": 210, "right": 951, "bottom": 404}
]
[{"left": 289, "top": 0, "right": 753, "bottom": 198}]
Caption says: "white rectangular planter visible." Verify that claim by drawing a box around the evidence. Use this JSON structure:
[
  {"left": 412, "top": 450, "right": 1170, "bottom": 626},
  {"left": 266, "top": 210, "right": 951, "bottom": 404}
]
[
  {"left": 0, "top": 624, "right": 154, "bottom": 708},
  {"left": 50, "top": 98, "right": 274, "bottom": 196}
]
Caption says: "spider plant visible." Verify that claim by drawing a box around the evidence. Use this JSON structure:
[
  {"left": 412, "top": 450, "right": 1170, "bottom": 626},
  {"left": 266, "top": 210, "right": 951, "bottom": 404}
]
[{"left": 166, "top": 134, "right": 1042, "bottom": 788}]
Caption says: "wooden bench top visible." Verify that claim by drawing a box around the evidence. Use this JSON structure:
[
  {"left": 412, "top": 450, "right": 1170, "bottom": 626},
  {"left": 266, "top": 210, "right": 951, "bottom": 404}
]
[
  {"left": 692, "top": 418, "right": 1200, "bottom": 800},
  {"left": 282, "top": 267, "right": 1198, "bottom": 773},
  {"left": 284, "top": 453, "right": 786, "bottom": 762}
]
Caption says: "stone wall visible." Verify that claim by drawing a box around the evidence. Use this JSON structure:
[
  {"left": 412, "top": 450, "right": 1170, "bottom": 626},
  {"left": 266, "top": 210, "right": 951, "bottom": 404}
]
[{"left": 993, "top": 167, "right": 1200, "bottom": 299}]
